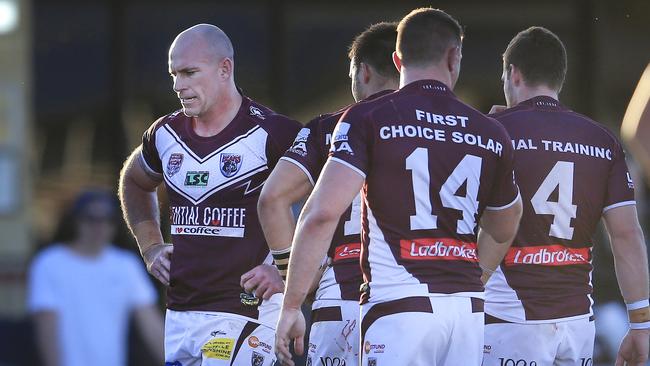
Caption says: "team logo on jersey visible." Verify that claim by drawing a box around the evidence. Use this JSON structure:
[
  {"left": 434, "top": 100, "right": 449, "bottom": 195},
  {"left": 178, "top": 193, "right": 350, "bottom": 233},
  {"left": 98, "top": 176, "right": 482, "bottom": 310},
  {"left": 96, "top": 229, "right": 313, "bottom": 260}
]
[
  {"left": 249, "top": 106, "right": 266, "bottom": 120},
  {"left": 220, "top": 153, "right": 243, "bottom": 177},
  {"left": 251, "top": 351, "right": 264, "bottom": 366},
  {"left": 288, "top": 128, "right": 310, "bottom": 156},
  {"left": 166, "top": 153, "right": 184, "bottom": 177},
  {"left": 367, "top": 358, "right": 377, "bottom": 366},
  {"left": 185, "top": 171, "right": 209, "bottom": 186}
]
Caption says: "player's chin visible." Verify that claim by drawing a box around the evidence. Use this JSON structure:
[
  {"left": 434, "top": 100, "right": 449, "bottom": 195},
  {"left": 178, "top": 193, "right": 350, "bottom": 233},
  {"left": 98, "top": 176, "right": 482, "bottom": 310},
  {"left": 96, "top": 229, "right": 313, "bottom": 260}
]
[{"left": 181, "top": 106, "right": 200, "bottom": 117}]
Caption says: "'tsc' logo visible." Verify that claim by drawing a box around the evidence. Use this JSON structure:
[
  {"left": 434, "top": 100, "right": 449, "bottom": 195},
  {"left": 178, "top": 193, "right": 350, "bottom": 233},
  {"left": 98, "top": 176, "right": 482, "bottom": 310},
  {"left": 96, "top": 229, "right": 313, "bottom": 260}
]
[{"left": 185, "top": 171, "right": 209, "bottom": 186}]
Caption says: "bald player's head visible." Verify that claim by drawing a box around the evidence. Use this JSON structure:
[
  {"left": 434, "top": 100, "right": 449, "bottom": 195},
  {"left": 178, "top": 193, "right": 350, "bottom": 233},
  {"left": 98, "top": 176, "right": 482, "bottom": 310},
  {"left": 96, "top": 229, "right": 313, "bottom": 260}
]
[
  {"left": 170, "top": 24, "right": 234, "bottom": 63},
  {"left": 168, "top": 24, "right": 237, "bottom": 118}
]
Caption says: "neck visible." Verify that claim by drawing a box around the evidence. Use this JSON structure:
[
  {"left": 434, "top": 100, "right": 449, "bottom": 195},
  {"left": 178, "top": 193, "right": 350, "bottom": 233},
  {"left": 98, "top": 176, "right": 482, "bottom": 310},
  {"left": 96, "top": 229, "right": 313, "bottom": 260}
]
[
  {"left": 194, "top": 83, "right": 242, "bottom": 137},
  {"left": 400, "top": 64, "right": 452, "bottom": 89},
  {"left": 69, "top": 239, "right": 104, "bottom": 257},
  {"left": 514, "top": 85, "right": 559, "bottom": 105},
  {"left": 364, "top": 79, "right": 399, "bottom": 100}
]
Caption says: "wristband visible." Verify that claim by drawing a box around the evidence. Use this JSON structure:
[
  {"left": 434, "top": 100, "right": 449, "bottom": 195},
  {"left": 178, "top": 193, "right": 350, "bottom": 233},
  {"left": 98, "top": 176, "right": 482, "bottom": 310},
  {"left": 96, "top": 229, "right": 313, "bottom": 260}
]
[
  {"left": 271, "top": 247, "right": 291, "bottom": 281},
  {"left": 626, "top": 299, "right": 650, "bottom": 311},
  {"left": 630, "top": 321, "right": 650, "bottom": 330}
]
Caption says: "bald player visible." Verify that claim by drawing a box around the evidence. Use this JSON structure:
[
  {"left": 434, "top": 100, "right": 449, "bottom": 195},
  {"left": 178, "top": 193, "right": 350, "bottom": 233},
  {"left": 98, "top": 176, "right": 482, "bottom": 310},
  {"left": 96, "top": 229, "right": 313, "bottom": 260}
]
[
  {"left": 119, "top": 24, "right": 301, "bottom": 366},
  {"left": 482, "top": 27, "right": 649, "bottom": 366},
  {"left": 274, "top": 8, "right": 522, "bottom": 366},
  {"left": 258, "top": 22, "right": 398, "bottom": 366}
]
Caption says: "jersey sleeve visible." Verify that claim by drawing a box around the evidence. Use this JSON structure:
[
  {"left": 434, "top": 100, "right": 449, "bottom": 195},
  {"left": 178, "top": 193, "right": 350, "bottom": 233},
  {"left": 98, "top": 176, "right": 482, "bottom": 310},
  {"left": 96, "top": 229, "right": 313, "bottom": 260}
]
[
  {"left": 485, "top": 124, "right": 520, "bottom": 210},
  {"left": 264, "top": 116, "right": 303, "bottom": 170},
  {"left": 603, "top": 140, "right": 636, "bottom": 212},
  {"left": 280, "top": 117, "right": 324, "bottom": 185},
  {"left": 124, "top": 253, "right": 157, "bottom": 308},
  {"left": 139, "top": 117, "right": 164, "bottom": 178},
  {"left": 27, "top": 252, "right": 59, "bottom": 312},
  {"left": 328, "top": 106, "right": 370, "bottom": 178}
]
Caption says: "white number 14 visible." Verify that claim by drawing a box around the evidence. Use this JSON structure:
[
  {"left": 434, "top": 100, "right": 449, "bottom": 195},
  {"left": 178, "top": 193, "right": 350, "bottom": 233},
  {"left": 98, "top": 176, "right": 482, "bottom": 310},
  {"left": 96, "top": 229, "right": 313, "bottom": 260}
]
[{"left": 406, "top": 148, "right": 482, "bottom": 234}]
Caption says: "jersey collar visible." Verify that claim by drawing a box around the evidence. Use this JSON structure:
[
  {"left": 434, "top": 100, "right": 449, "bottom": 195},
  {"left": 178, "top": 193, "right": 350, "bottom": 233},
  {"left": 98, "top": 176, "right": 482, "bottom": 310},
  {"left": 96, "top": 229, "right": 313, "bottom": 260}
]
[
  {"left": 517, "top": 96, "right": 567, "bottom": 111},
  {"left": 400, "top": 79, "right": 455, "bottom": 97}
]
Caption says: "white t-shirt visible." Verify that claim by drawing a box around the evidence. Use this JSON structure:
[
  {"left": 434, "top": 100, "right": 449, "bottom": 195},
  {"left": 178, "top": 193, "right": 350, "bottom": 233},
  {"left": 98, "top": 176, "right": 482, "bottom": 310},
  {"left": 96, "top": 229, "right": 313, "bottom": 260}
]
[{"left": 27, "top": 244, "right": 157, "bottom": 366}]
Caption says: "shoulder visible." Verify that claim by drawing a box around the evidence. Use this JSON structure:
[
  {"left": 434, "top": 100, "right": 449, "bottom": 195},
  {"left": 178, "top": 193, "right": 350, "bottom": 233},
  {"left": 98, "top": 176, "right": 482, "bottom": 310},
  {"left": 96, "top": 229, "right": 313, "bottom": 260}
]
[
  {"left": 247, "top": 99, "right": 301, "bottom": 130},
  {"left": 339, "top": 95, "right": 388, "bottom": 123},
  {"left": 144, "top": 110, "right": 189, "bottom": 138},
  {"left": 246, "top": 99, "right": 302, "bottom": 146},
  {"left": 566, "top": 110, "right": 621, "bottom": 145},
  {"left": 31, "top": 245, "right": 68, "bottom": 270}
]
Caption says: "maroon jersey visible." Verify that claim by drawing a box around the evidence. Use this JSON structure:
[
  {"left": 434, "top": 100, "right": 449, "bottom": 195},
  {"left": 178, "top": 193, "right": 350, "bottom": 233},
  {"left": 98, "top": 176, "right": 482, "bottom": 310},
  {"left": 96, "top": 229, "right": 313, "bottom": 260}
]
[
  {"left": 140, "top": 96, "right": 301, "bottom": 317},
  {"left": 282, "top": 90, "right": 393, "bottom": 301},
  {"left": 485, "top": 96, "right": 636, "bottom": 323},
  {"left": 329, "top": 80, "right": 520, "bottom": 304}
]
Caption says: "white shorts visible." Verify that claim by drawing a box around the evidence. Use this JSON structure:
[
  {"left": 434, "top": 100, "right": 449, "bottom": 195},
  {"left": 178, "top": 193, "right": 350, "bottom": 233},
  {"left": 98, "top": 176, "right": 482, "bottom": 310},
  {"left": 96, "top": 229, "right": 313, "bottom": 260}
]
[
  {"left": 307, "top": 299, "right": 360, "bottom": 366},
  {"left": 164, "top": 294, "right": 282, "bottom": 366},
  {"left": 360, "top": 296, "right": 484, "bottom": 366},
  {"left": 483, "top": 315, "right": 595, "bottom": 366}
]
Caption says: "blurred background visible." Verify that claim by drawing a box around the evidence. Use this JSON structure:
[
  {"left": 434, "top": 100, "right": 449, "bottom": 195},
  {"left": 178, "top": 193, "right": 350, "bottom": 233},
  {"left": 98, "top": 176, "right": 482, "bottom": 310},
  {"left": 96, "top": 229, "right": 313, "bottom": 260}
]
[{"left": 0, "top": 0, "right": 648, "bottom": 365}]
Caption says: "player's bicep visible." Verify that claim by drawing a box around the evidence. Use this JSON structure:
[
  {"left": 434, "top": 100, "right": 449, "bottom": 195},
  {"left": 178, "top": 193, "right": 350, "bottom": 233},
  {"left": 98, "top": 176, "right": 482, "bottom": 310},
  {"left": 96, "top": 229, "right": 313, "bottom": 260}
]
[
  {"left": 301, "top": 158, "right": 364, "bottom": 224},
  {"left": 260, "top": 160, "right": 313, "bottom": 208},
  {"left": 123, "top": 146, "right": 162, "bottom": 192}
]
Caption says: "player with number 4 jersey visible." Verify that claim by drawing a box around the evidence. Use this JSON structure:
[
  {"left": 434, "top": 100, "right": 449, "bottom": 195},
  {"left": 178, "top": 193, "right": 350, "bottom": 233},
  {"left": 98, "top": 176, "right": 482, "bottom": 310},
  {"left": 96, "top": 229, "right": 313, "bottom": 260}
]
[
  {"left": 274, "top": 8, "right": 522, "bottom": 366},
  {"left": 482, "top": 27, "right": 649, "bottom": 366}
]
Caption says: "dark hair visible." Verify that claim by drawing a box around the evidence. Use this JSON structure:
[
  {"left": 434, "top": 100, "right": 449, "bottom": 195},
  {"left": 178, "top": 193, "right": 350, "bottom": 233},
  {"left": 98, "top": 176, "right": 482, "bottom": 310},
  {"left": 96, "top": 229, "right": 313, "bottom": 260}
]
[
  {"left": 396, "top": 8, "right": 463, "bottom": 67},
  {"left": 503, "top": 26, "right": 567, "bottom": 91},
  {"left": 51, "top": 189, "right": 119, "bottom": 243},
  {"left": 348, "top": 22, "right": 399, "bottom": 79}
]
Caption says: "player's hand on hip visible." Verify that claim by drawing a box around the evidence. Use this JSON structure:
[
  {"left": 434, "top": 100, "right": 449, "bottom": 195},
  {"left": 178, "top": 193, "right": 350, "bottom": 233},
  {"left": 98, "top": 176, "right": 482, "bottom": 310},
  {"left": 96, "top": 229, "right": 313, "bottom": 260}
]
[
  {"left": 274, "top": 307, "right": 305, "bottom": 366},
  {"left": 489, "top": 105, "right": 507, "bottom": 114},
  {"left": 142, "top": 243, "right": 174, "bottom": 286},
  {"left": 615, "top": 329, "right": 650, "bottom": 366},
  {"left": 240, "top": 264, "right": 284, "bottom": 300}
]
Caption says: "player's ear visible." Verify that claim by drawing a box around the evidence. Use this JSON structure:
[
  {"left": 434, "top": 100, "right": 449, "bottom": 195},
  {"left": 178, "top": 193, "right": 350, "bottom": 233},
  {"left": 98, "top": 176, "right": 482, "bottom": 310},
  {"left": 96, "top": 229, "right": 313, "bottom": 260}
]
[
  {"left": 360, "top": 62, "right": 372, "bottom": 84},
  {"left": 510, "top": 64, "right": 523, "bottom": 86},
  {"left": 447, "top": 45, "right": 462, "bottom": 74},
  {"left": 392, "top": 51, "right": 402, "bottom": 72},
  {"left": 219, "top": 57, "right": 234, "bottom": 80}
]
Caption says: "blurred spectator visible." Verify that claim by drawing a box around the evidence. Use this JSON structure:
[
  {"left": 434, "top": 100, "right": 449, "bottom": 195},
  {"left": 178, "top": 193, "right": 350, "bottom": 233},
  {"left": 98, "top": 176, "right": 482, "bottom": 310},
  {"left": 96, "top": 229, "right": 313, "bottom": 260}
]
[{"left": 27, "top": 189, "right": 164, "bottom": 366}]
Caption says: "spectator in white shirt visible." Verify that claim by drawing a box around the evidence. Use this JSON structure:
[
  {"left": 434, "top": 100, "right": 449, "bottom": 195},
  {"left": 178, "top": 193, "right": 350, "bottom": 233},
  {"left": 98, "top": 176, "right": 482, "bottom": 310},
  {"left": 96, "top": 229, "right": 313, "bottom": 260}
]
[{"left": 28, "top": 189, "right": 164, "bottom": 366}]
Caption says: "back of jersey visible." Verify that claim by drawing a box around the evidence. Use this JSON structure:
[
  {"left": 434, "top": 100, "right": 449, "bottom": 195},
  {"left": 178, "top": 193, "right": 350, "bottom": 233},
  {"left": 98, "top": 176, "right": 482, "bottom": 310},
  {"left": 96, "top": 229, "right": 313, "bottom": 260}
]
[
  {"left": 486, "top": 96, "right": 635, "bottom": 323},
  {"left": 330, "top": 80, "right": 519, "bottom": 304}
]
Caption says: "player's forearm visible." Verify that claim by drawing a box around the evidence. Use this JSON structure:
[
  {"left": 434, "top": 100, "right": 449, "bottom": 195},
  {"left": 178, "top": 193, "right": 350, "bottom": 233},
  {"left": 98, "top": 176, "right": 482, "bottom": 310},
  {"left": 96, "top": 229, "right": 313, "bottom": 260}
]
[
  {"left": 119, "top": 165, "right": 163, "bottom": 253},
  {"left": 611, "top": 227, "right": 650, "bottom": 305},
  {"left": 258, "top": 195, "right": 297, "bottom": 252},
  {"left": 283, "top": 212, "right": 338, "bottom": 309},
  {"left": 478, "top": 229, "right": 512, "bottom": 280}
]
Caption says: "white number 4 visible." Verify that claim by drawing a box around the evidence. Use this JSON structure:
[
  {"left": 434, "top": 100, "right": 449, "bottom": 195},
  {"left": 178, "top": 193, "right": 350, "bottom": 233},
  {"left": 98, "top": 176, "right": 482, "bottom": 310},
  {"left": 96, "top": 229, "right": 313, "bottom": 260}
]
[{"left": 530, "top": 161, "right": 577, "bottom": 240}]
